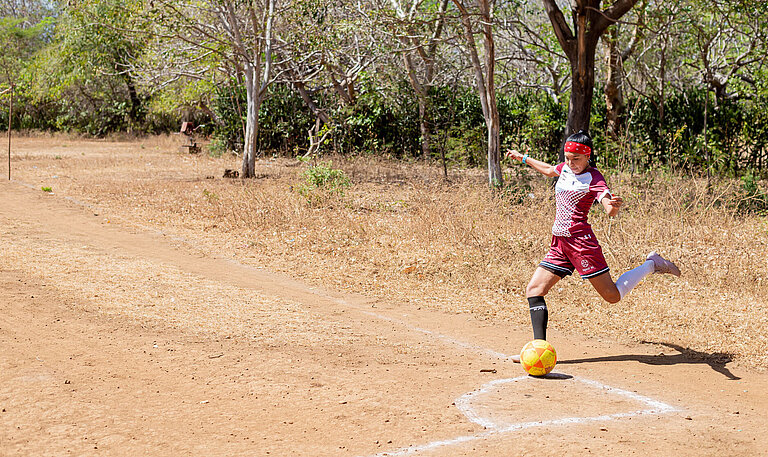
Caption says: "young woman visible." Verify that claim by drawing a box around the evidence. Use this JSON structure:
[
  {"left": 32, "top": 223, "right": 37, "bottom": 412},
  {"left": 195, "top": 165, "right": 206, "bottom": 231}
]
[{"left": 506, "top": 130, "right": 680, "bottom": 357}]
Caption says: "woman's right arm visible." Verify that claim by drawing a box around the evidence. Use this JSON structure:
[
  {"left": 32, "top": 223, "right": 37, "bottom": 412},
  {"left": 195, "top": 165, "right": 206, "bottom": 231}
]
[{"left": 505, "top": 148, "right": 559, "bottom": 177}]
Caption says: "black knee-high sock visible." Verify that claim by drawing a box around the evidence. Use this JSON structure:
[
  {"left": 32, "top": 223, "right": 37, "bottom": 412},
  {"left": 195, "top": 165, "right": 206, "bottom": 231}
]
[{"left": 528, "top": 296, "right": 548, "bottom": 340}]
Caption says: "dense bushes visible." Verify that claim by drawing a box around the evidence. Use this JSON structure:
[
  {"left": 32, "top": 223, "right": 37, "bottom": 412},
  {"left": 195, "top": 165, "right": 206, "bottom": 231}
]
[
  {"left": 5, "top": 73, "right": 768, "bottom": 179},
  {"left": 1, "top": 79, "right": 177, "bottom": 136},
  {"left": 204, "top": 79, "right": 767, "bottom": 179},
  {"left": 622, "top": 89, "right": 768, "bottom": 176},
  {"left": 208, "top": 80, "right": 569, "bottom": 167}
]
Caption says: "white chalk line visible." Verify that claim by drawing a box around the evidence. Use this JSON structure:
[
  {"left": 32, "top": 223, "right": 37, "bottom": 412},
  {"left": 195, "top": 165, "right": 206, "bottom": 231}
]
[
  {"left": 358, "top": 308, "right": 512, "bottom": 361},
  {"left": 455, "top": 375, "right": 678, "bottom": 431}
]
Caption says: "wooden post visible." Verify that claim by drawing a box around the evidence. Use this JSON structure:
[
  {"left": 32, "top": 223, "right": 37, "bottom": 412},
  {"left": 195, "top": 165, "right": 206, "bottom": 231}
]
[{"left": 6, "top": 84, "right": 12, "bottom": 180}]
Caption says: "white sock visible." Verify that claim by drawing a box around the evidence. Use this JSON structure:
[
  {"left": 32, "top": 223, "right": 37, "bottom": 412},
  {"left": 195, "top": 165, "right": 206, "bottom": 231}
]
[{"left": 615, "top": 260, "right": 655, "bottom": 299}]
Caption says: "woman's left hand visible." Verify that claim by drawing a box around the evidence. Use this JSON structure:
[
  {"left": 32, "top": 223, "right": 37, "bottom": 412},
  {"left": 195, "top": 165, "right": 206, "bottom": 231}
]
[{"left": 608, "top": 195, "right": 623, "bottom": 208}]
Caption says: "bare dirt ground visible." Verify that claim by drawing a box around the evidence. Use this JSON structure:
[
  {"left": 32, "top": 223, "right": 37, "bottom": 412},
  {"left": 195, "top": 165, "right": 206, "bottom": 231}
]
[{"left": 2, "top": 137, "right": 768, "bottom": 456}]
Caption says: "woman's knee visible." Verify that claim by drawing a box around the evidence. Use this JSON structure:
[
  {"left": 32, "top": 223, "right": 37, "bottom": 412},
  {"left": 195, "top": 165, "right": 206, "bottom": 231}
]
[
  {"left": 526, "top": 282, "right": 548, "bottom": 298},
  {"left": 526, "top": 267, "right": 561, "bottom": 298},
  {"left": 601, "top": 289, "right": 621, "bottom": 303}
]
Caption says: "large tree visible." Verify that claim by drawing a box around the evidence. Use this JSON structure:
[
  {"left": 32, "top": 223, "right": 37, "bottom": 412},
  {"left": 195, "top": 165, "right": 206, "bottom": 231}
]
[
  {"left": 541, "top": 0, "right": 640, "bottom": 155},
  {"left": 496, "top": 1, "right": 569, "bottom": 102},
  {"left": 60, "top": 0, "right": 149, "bottom": 127},
  {"left": 0, "top": 0, "right": 53, "bottom": 87}
]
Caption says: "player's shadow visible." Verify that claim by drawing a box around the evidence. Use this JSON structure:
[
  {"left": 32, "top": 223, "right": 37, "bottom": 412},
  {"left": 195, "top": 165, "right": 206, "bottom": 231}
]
[{"left": 558, "top": 341, "right": 741, "bottom": 380}]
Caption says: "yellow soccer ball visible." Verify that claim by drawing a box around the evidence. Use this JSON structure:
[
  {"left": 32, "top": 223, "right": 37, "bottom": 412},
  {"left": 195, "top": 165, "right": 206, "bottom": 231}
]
[{"left": 520, "top": 339, "right": 557, "bottom": 376}]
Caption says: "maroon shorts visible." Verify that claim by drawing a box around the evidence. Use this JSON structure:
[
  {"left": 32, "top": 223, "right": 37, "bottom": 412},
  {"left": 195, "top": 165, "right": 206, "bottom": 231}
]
[{"left": 539, "top": 230, "right": 609, "bottom": 279}]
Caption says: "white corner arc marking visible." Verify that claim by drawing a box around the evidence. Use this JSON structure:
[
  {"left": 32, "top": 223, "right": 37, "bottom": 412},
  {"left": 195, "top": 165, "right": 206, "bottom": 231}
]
[
  {"left": 368, "top": 376, "right": 679, "bottom": 457},
  {"left": 311, "top": 294, "right": 681, "bottom": 457}
]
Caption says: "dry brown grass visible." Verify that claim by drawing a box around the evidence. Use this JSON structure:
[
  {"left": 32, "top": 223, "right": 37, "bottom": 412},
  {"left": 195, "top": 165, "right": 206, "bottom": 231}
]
[{"left": 11, "top": 136, "right": 768, "bottom": 369}]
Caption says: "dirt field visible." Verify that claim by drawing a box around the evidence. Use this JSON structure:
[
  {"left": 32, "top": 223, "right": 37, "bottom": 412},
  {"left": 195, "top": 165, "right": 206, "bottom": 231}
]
[{"left": 2, "top": 136, "right": 768, "bottom": 456}]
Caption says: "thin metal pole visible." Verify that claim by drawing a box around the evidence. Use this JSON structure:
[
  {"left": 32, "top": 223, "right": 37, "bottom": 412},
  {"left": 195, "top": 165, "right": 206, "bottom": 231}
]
[{"left": 7, "top": 84, "right": 12, "bottom": 180}]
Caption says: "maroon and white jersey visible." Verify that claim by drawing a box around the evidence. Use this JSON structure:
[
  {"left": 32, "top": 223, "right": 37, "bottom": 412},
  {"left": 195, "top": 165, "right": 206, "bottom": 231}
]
[{"left": 551, "top": 163, "right": 611, "bottom": 237}]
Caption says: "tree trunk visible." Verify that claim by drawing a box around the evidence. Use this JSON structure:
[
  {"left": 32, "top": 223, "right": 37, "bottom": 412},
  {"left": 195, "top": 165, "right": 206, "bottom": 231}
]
[
  {"left": 241, "top": 64, "right": 260, "bottom": 178},
  {"left": 403, "top": 52, "right": 433, "bottom": 158},
  {"left": 480, "top": 0, "right": 502, "bottom": 186},
  {"left": 563, "top": 43, "right": 597, "bottom": 160},
  {"left": 659, "top": 38, "right": 667, "bottom": 125},
  {"left": 604, "top": 26, "right": 624, "bottom": 139},
  {"left": 7, "top": 84, "right": 12, "bottom": 180},
  {"left": 454, "top": 0, "right": 501, "bottom": 186},
  {"left": 486, "top": 111, "right": 501, "bottom": 184},
  {"left": 541, "top": 0, "right": 641, "bottom": 162},
  {"left": 417, "top": 95, "right": 433, "bottom": 158},
  {"left": 121, "top": 72, "right": 143, "bottom": 127}
]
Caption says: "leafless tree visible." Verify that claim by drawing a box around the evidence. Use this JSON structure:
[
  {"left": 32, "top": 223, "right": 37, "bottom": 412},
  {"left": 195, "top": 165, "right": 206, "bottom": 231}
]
[
  {"left": 451, "top": 0, "right": 503, "bottom": 186},
  {"left": 145, "top": 0, "right": 280, "bottom": 178},
  {"left": 381, "top": 0, "right": 451, "bottom": 159},
  {"left": 496, "top": 2, "right": 569, "bottom": 102},
  {"left": 683, "top": 0, "right": 768, "bottom": 104},
  {"left": 274, "top": 0, "right": 381, "bottom": 155}
]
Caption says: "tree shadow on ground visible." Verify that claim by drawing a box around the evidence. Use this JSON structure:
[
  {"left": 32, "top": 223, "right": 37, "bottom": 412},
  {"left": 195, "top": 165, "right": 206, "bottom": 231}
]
[{"left": 558, "top": 341, "right": 741, "bottom": 380}]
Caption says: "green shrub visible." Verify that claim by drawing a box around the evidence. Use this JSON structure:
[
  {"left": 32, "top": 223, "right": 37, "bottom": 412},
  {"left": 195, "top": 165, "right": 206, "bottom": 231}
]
[
  {"left": 737, "top": 170, "right": 768, "bottom": 215},
  {"left": 296, "top": 161, "right": 352, "bottom": 204}
]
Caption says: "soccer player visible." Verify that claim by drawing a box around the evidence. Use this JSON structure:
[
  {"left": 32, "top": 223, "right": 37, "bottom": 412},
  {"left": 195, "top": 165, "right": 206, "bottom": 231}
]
[{"left": 506, "top": 130, "right": 680, "bottom": 362}]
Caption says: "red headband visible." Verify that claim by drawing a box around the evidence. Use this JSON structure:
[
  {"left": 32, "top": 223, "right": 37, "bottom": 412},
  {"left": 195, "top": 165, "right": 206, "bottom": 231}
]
[{"left": 564, "top": 141, "right": 591, "bottom": 157}]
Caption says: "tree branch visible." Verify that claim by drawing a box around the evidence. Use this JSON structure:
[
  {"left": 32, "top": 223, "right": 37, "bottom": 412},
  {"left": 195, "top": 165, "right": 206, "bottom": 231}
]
[
  {"left": 591, "top": 0, "right": 640, "bottom": 38},
  {"left": 540, "top": 0, "right": 575, "bottom": 59}
]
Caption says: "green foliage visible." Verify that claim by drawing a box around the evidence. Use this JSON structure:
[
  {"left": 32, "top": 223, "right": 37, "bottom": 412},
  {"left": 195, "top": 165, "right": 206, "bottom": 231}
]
[
  {"left": 296, "top": 161, "right": 352, "bottom": 204},
  {"left": 211, "top": 83, "right": 316, "bottom": 156},
  {"left": 430, "top": 85, "right": 485, "bottom": 167},
  {"left": 211, "top": 80, "right": 246, "bottom": 154},
  {"left": 335, "top": 75, "right": 420, "bottom": 157},
  {"left": 5, "top": 0, "right": 175, "bottom": 135},
  {"left": 41, "top": 186, "right": 52, "bottom": 192},
  {"left": 501, "top": 91, "right": 567, "bottom": 164},
  {"left": 623, "top": 88, "right": 768, "bottom": 176},
  {"left": 202, "top": 189, "right": 219, "bottom": 203},
  {"left": 737, "top": 171, "right": 768, "bottom": 215},
  {"left": 429, "top": 86, "right": 567, "bottom": 167},
  {"left": 259, "top": 85, "right": 316, "bottom": 155},
  {"left": 0, "top": 16, "right": 52, "bottom": 83}
]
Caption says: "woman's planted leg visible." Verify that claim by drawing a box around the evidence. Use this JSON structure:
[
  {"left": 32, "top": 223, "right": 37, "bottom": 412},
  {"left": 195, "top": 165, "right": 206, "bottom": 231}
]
[{"left": 525, "top": 267, "right": 562, "bottom": 340}]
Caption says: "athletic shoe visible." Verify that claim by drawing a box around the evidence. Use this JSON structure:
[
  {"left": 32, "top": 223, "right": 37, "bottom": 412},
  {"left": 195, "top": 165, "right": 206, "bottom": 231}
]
[
  {"left": 647, "top": 251, "right": 681, "bottom": 277},
  {"left": 510, "top": 354, "right": 521, "bottom": 363}
]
